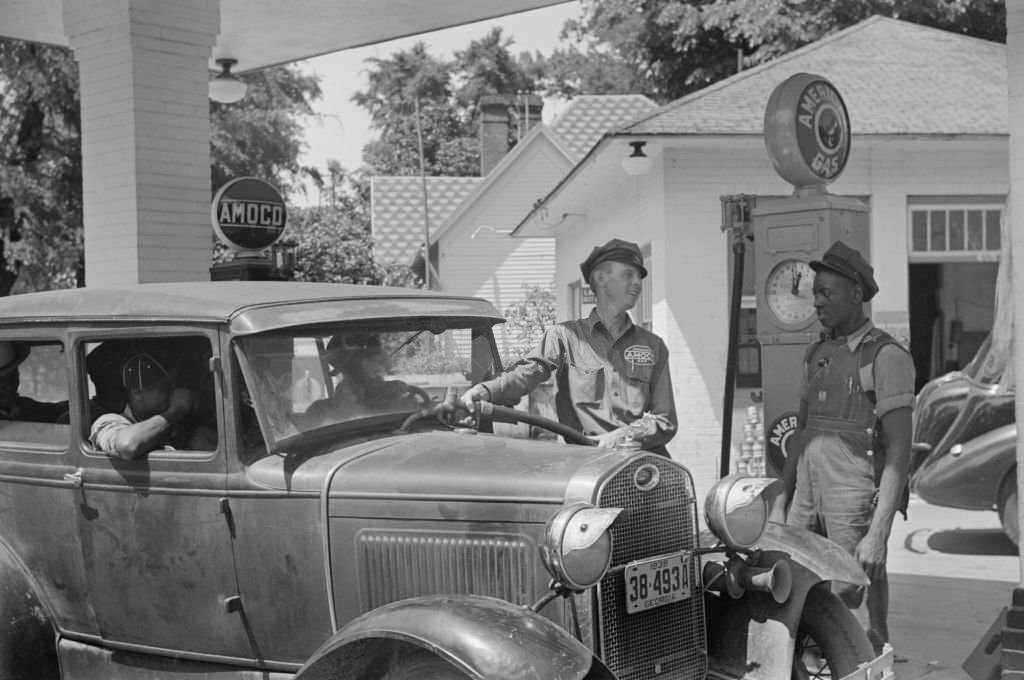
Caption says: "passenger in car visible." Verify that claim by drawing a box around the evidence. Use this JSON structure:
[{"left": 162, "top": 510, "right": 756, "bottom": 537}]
[
  {"left": 90, "top": 346, "right": 217, "bottom": 459},
  {"left": 0, "top": 341, "right": 69, "bottom": 423},
  {"left": 303, "top": 334, "right": 421, "bottom": 423}
]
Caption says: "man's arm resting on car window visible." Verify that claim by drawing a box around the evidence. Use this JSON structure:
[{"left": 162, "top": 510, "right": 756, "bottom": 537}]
[{"left": 90, "top": 389, "right": 194, "bottom": 460}]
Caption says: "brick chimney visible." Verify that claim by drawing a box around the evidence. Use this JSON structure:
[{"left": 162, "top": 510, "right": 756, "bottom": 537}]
[{"left": 479, "top": 93, "right": 543, "bottom": 176}]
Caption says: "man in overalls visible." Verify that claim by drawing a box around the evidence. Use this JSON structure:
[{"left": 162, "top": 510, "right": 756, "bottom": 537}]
[{"left": 770, "top": 241, "right": 915, "bottom": 653}]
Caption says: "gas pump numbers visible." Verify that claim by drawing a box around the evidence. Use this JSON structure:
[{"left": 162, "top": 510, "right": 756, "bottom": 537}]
[{"left": 764, "top": 259, "right": 816, "bottom": 328}]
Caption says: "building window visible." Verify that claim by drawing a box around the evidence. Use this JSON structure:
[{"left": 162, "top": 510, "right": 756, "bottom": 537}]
[{"left": 908, "top": 204, "right": 1002, "bottom": 262}]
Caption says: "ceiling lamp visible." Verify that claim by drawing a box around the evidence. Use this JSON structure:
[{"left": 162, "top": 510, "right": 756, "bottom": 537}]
[
  {"left": 622, "top": 140, "right": 653, "bottom": 176},
  {"left": 209, "top": 58, "right": 247, "bottom": 104}
]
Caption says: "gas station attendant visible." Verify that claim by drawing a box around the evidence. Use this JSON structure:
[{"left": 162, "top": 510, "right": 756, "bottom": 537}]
[{"left": 461, "top": 238, "right": 677, "bottom": 454}]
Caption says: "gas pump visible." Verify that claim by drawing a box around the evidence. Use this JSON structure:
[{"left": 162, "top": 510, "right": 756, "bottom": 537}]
[{"left": 752, "top": 73, "right": 870, "bottom": 476}]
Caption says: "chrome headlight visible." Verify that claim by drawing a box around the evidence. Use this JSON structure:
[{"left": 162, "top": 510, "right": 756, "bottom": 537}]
[
  {"left": 704, "top": 475, "right": 777, "bottom": 549},
  {"left": 540, "top": 503, "right": 622, "bottom": 590}
]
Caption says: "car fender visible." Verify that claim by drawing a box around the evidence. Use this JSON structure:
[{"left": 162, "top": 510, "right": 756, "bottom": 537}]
[
  {"left": 704, "top": 523, "right": 869, "bottom": 680},
  {"left": 755, "top": 522, "right": 869, "bottom": 588},
  {"left": 915, "top": 423, "right": 1017, "bottom": 510},
  {"left": 0, "top": 538, "right": 60, "bottom": 680},
  {"left": 295, "top": 594, "right": 614, "bottom": 680}
]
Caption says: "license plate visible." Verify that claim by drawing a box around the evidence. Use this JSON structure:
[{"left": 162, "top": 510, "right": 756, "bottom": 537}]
[{"left": 624, "top": 552, "right": 690, "bottom": 614}]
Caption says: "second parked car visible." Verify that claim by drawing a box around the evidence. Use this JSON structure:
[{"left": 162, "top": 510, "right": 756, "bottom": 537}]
[{"left": 912, "top": 333, "right": 1018, "bottom": 543}]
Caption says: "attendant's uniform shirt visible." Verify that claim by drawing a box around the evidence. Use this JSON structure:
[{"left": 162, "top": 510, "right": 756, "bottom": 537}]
[
  {"left": 482, "top": 309, "right": 676, "bottom": 451},
  {"left": 787, "top": 321, "right": 915, "bottom": 548}
]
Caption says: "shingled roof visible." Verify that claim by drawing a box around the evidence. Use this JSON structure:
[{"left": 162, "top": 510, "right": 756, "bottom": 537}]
[
  {"left": 551, "top": 94, "right": 658, "bottom": 157},
  {"left": 371, "top": 176, "right": 480, "bottom": 265},
  {"left": 622, "top": 16, "right": 1006, "bottom": 136}
]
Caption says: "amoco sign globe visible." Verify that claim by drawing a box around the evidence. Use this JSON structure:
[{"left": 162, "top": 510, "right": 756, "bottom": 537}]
[{"left": 211, "top": 177, "right": 287, "bottom": 254}]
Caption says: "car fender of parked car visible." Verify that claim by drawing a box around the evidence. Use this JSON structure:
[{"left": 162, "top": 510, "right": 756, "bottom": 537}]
[
  {"left": 915, "top": 422, "right": 1016, "bottom": 512},
  {"left": 702, "top": 521, "right": 872, "bottom": 680},
  {"left": 295, "top": 594, "right": 615, "bottom": 680}
]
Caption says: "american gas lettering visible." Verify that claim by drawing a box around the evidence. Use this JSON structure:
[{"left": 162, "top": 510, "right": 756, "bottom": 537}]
[{"left": 770, "top": 414, "right": 799, "bottom": 449}]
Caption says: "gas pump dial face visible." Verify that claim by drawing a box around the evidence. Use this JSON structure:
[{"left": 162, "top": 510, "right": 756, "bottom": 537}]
[{"left": 765, "top": 259, "right": 816, "bottom": 329}]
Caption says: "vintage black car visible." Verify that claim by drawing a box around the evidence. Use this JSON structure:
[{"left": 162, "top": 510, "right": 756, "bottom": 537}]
[
  {"left": 912, "top": 334, "right": 1018, "bottom": 543},
  {"left": 0, "top": 282, "right": 891, "bottom": 680}
]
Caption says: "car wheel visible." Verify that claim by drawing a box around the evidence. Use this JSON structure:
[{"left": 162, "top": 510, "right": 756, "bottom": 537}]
[
  {"left": 998, "top": 471, "right": 1019, "bottom": 546},
  {"left": 381, "top": 649, "right": 466, "bottom": 679},
  {"left": 793, "top": 586, "right": 876, "bottom": 680}
]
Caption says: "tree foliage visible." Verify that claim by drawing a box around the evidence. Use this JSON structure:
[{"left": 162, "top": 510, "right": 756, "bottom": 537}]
[
  {"left": 501, "top": 284, "right": 556, "bottom": 363},
  {"left": 210, "top": 66, "right": 322, "bottom": 193},
  {"left": 354, "top": 28, "right": 541, "bottom": 177},
  {"left": 282, "top": 205, "right": 418, "bottom": 287},
  {"left": 0, "top": 37, "right": 322, "bottom": 293},
  {"left": 0, "top": 41, "right": 82, "bottom": 293},
  {"left": 555, "top": 0, "right": 1005, "bottom": 102}
]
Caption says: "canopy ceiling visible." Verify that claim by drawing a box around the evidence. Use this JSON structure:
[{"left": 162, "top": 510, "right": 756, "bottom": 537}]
[{"left": 0, "top": 0, "right": 572, "bottom": 72}]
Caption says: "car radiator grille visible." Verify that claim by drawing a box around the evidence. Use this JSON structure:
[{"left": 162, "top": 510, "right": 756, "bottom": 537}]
[
  {"left": 356, "top": 530, "right": 535, "bottom": 611},
  {"left": 595, "top": 456, "right": 706, "bottom": 680}
]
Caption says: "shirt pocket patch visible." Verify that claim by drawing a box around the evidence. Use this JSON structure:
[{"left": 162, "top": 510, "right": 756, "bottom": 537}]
[{"left": 569, "top": 364, "right": 604, "bottom": 404}]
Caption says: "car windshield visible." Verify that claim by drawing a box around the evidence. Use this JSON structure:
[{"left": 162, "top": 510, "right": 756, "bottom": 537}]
[{"left": 234, "top": 320, "right": 500, "bottom": 450}]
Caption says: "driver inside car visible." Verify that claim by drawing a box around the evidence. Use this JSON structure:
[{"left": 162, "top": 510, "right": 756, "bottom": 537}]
[{"left": 302, "top": 333, "right": 425, "bottom": 424}]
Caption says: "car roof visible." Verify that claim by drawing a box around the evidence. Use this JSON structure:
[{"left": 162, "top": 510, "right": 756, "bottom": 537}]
[{"left": 0, "top": 282, "right": 505, "bottom": 334}]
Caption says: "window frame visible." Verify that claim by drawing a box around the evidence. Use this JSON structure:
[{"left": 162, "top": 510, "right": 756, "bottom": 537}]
[
  {"left": 907, "top": 201, "right": 1003, "bottom": 263},
  {"left": 0, "top": 335, "right": 71, "bottom": 454},
  {"left": 76, "top": 330, "right": 223, "bottom": 462}
]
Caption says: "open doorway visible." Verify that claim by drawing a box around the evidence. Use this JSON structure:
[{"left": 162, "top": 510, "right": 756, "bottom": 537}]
[
  {"left": 908, "top": 263, "right": 939, "bottom": 392},
  {"left": 908, "top": 261, "right": 996, "bottom": 391}
]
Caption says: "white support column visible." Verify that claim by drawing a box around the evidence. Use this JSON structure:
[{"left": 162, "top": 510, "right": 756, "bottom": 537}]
[
  {"left": 62, "top": 0, "right": 219, "bottom": 285},
  {"left": 1006, "top": 4, "right": 1024, "bottom": 678},
  {"left": 1010, "top": 1, "right": 1024, "bottom": 589}
]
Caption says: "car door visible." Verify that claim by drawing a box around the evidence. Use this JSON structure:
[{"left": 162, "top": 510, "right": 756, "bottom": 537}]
[
  {"left": 71, "top": 330, "right": 252, "bottom": 658},
  {"left": 0, "top": 333, "right": 97, "bottom": 636}
]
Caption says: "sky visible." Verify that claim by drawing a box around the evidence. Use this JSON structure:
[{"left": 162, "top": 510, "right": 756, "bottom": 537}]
[{"left": 293, "top": 1, "right": 582, "bottom": 203}]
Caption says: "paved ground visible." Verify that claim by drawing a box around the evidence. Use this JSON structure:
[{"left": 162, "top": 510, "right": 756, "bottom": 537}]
[{"left": 886, "top": 496, "right": 1019, "bottom": 680}]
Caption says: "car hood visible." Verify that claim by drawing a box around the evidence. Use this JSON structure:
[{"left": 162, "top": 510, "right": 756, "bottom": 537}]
[{"left": 244, "top": 430, "right": 601, "bottom": 501}]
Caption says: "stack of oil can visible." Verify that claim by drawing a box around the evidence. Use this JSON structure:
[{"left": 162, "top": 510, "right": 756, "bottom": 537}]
[{"left": 736, "top": 404, "right": 766, "bottom": 476}]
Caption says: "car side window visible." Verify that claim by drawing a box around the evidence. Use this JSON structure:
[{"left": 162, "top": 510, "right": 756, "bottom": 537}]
[
  {"left": 82, "top": 335, "right": 219, "bottom": 456},
  {"left": 0, "top": 340, "right": 70, "bottom": 449}
]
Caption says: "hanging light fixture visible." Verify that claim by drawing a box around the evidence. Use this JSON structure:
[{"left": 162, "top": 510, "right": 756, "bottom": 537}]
[
  {"left": 622, "top": 140, "right": 653, "bottom": 176},
  {"left": 209, "top": 58, "right": 247, "bottom": 104}
]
